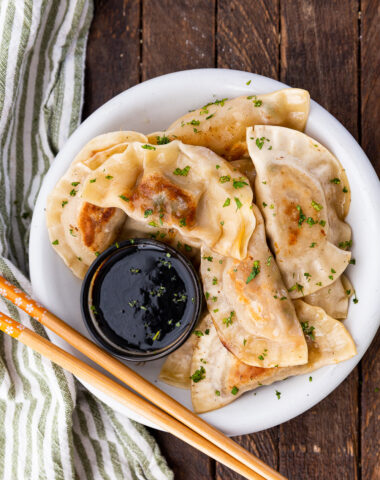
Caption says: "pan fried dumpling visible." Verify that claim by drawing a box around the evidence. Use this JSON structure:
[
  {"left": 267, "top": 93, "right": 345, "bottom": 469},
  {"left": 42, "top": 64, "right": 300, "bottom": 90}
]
[
  {"left": 159, "top": 314, "right": 209, "bottom": 389},
  {"left": 304, "top": 275, "right": 352, "bottom": 319},
  {"left": 247, "top": 126, "right": 351, "bottom": 298},
  {"left": 191, "top": 301, "right": 356, "bottom": 413},
  {"left": 46, "top": 162, "right": 126, "bottom": 278},
  {"left": 46, "top": 131, "right": 149, "bottom": 278},
  {"left": 148, "top": 89, "right": 310, "bottom": 160},
  {"left": 200, "top": 204, "right": 308, "bottom": 368},
  {"left": 81, "top": 140, "right": 255, "bottom": 260}
]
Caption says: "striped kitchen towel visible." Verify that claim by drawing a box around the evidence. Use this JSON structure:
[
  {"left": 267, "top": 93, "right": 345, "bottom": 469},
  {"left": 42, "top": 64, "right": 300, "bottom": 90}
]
[{"left": 0, "top": 1, "right": 173, "bottom": 479}]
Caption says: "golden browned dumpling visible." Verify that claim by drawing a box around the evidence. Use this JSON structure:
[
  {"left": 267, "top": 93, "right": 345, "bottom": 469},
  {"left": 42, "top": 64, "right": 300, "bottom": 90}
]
[
  {"left": 200, "top": 204, "right": 308, "bottom": 368},
  {"left": 46, "top": 131, "right": 149, "bottom": 278},
  {"left": 191, "top": 302, "right": 356, "bottom": 413},
  {"left": 247, "top": 125, "right": 351, "bottom": 298},
  {"left": 80, "top": 140, "right": 255, "bottom": 261},
  {"left": 148, "top": 88, "right": 310, "bottom": 160}
]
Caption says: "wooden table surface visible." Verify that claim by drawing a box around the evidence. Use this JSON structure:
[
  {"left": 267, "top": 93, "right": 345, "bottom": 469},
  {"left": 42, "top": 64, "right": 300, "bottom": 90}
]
[{"left": 83, "top": 1, "right": 380, "bottom": 479}]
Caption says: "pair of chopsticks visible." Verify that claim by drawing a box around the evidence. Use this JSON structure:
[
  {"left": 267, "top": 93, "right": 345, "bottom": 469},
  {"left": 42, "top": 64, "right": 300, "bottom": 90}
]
[{"left": 0, "top": 276, "right": 285, "bottom": 480}]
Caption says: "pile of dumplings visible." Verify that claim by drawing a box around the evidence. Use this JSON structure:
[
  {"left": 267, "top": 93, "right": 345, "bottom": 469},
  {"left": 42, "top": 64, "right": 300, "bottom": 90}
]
[{"left": 46, "top": 88, "right": 357, "bottom": 413}]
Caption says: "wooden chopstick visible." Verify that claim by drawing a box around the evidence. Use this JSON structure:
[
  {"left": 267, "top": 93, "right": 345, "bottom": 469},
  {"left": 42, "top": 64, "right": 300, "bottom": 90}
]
[
  {"left": 0, "top": 310, "right": 263, "bottom": 480},
  {"left": 0, "top": 276, "right": 286, "bottom": 480}
]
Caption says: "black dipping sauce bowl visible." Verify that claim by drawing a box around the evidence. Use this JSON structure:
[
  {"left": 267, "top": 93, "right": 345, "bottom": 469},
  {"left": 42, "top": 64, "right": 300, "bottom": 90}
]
[{"left": 81, "top": 239, "right": 202, "bottom": 361}]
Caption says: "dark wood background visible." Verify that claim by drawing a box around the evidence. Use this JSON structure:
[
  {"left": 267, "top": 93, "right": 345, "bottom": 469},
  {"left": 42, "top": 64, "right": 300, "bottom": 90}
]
[{"left": 83, "top": 1, "right": 380, "bottom": 478}]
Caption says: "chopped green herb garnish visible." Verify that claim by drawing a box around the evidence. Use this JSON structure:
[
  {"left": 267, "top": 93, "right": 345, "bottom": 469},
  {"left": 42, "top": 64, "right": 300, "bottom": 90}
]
[
  {"left": 234, "top": 197, "right": 242, "bottom": 209},
  {"left": 179, "top": 218, "right": 186, "bottom": 227},
  {"left": 215, "top": 390, "right": 220, "bottom": 396},
  {"left": 262, "top": 202, "right": 267, "bottom": 208},
  {"left": 193, "top": 330, "right": 204, "bottom": 337},
  {"left": 52, "top": 239, "right": 59, "bottom": 245},
  {"left": 119, "top": 194, "right": 130, "bottom": 202},
  {"left": 231, "top": 386, "right": 239, "bottom": 395},
  {"left": 343, "top": 186, "right": 348, "bottom": 193},
  {"left": 202, "top": 256, "right": 213, "bottom": 262},
  {"left": 212, "top": 277, "right": 218, "bottom": 285},
  {"left": 330, "top": 178, "right": 341, "bottom": 184},
  {"left": 190, "top": 366, "right": 206, "bottom": 383},
  {"left": 246, "top": 260, "right": 260, "bottom": 284},
  {"left": 144, "top": 209, "right": 153, "bottom": 217},
  {"left": 156, "top": 134, "right": 170, "bottom": 145},
  {"left": 349, "top": 258, "right": 356, "bottom": 265},
  {"left": 288, "top": 283, "right": 304, "bottom": 294},
  {"left": 223, "top": 311, "right": 235, "bottom": 327},
  {"left": 275, "top": 390, "right": 281, "bottom": 400},
  {"left": 152, "top": 330, "right": 161, "bottom": 341},
  {"left": 223, "top": 198, "right": 231, "bottom": 207},
  {"left": 105, "top": 175, "right": 113, "bottom": 180},
  {"left": 296, "top": 205, "right": 306, "bottom": 226},
  {"left": 246, "top": 80, "right": 251, "bottom": 85},
  {"left": 319, "top": 220, "right": 326, "bottom": 227},
  {"left": 71, "top": 182, "right": 80, "bottom": 187},
  {"left": 219, "top": 175, "right": 231, "bottom": 183},
  {"left": 311, "top": 200, "right": 323, "bottom": 211},
  {"left": 266, "top": 256, "right": 272, "bottom": 266},
  {"left": 233, "top": 178, "right": 248, "bottom": 189},
  {"left": 141, "top": 144, "right": 156, "bottom": 150},
  {"left": 255, "top": 137, "right": 265, "bottom": 149},
  {"left": 69, "top": 189, "right": 77, "bottom": 197},
  {"left": 89, "top": 178, "right": 96, "bottom": 183},
  {"left": 310, "top": 242, "right": 317, "bottom": 248},
  {"left": 173, "top": 165, "right": 190, "bottom": 176},
  {"left": 61, "top": 200, "right": 68, "bottom": 208},
  {"left": 338, "top": 240, "right": 352, "bottom": 249},
  {"left": 90, "top": 305, "right": 97, "bottom": 314},
  {"left": 301, "top": 321, "right": 315, "bottom": 340}
]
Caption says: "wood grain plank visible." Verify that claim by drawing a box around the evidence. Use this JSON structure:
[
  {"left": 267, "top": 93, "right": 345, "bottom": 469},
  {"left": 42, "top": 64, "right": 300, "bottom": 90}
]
[
  {"left": 143, "top": 2, "right": 216, "bottom": 478},
  {"left": 281, "top": 0, "right": 358, "bottom": 137},
  {"left": 360, "top": 1, "right": 380, "bottom": 478},
  {"left": 142, "top": 0, "right": 215, "bottom": 81},
  {"left": 217, "top": 0, "right": 279, "bottom": 78},
  {"left": 360, "top": 0, "right": 380, "bottom": 174},
  {"left": 83, "top": 0, "right": 140, "bottom": 118},
  {"left": 216, "top": 1, "right": 280, "bottom": 477},
  {"left": 280, "top": 1, "right": 359, "bottom": 478}
]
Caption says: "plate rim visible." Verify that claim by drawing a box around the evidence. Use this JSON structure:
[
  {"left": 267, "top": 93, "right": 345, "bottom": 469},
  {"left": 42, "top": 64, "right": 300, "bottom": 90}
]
[{"left": 29, "top": 67, "right": 380, "bottom": 436}]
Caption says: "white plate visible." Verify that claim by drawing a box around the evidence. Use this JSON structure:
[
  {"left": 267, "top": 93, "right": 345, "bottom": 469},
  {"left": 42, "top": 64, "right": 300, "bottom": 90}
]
[{"left": 29, "top": 69, "right": 380, "bottom": 436}]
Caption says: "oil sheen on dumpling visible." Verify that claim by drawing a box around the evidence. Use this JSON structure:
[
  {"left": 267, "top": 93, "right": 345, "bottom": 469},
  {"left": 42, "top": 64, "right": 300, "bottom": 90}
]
[
  {"left": 148, "top": 89, "right": 310, "bottom": 160},
  {"left": 247, "top": 126, "right": 352, "bottom": 298},
  {"left": 191, "top": 302, "right": 356, "bottom": 413},
  {"left": 200, "top": 204, "right": 308, "bottom": 368},
  {"left": 46, "top": 131, "right": 149, "bottom": 278},
  {"left": 80, "top": 140, "right": 255, "bottom": 260}
]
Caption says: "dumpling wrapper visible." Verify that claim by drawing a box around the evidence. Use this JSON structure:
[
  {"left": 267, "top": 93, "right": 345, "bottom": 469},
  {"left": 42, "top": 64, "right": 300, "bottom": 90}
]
[
  {"left": 159, "top": 314, "right": 210, "bottom": 389},
  {"left": 46, "top": 131, "right": 149, "bottom": 278},
  {"left": 148, "top": 89, "right": 310, "bottom": 160},
  {"left": 304, "top": 275, "right": 353, "bottom": 320},
  {"left": 200, "top": 204, "right": 308, "bottom": 368},
  {"left": 191, "top": 301, "right": 356, "bottom": 413},
  {"left": 80, "top": 140, "right": 255, "bottom": 260},
  {"left": 247, "top": 125, "right": 352, "bottom": 298}
]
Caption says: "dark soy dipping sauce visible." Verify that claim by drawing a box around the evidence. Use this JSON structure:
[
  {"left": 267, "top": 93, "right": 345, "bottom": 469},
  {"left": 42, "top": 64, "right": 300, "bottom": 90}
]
[{"left": 89, "top": 242, "right": 198, "bottom": 354}]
